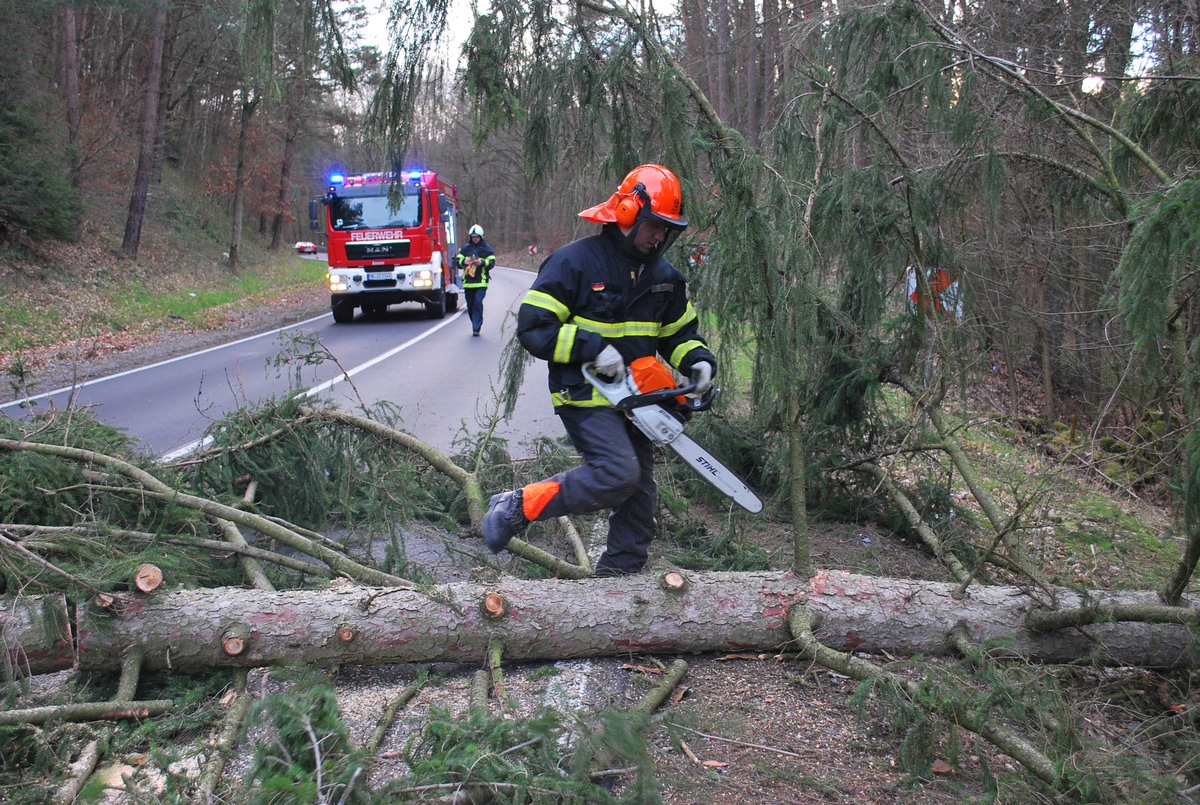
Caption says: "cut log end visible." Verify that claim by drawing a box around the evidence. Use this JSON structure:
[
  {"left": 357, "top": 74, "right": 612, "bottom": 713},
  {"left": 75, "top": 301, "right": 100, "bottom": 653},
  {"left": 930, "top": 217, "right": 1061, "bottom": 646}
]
[
  {"left": 482, "top": 592, "right": 507, "bottom": 619},
  {"left": 133, "top": 564, "right": 163, "bottom": 593},
  {"left": 221, "top": 627, "right": 249, "bottom": 657},
  {"left": 662, "top": 571, "right": 687, "bottom": 591}
]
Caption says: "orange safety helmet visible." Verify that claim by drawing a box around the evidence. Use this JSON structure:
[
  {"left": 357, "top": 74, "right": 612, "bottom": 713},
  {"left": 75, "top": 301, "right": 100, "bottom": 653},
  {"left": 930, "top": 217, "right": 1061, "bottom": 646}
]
[{"left": 579, "top": 164, "right": 689, "bottom": 232}]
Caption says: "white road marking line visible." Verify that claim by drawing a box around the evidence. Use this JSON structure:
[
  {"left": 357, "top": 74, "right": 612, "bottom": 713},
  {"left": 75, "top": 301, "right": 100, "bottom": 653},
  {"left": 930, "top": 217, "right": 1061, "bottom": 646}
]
[{"left": 160, "top": 311, "right": 464, "bottom": 461}]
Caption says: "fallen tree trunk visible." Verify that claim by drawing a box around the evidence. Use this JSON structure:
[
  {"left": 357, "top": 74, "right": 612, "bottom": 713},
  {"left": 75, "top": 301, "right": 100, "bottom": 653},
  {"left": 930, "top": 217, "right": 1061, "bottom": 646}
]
[
  {"left": 56, "top": 570, "right": 1199, "bottom": 672},
  {"left": 2, "top": 593, "right": 74, "bottom": 675}
]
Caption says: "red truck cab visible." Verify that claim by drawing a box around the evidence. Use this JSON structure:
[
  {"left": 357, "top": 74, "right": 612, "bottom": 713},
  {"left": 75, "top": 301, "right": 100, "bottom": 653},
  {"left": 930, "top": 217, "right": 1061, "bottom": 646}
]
[{"left": 311, "top": 170, "right": 461, "bottom": 323}]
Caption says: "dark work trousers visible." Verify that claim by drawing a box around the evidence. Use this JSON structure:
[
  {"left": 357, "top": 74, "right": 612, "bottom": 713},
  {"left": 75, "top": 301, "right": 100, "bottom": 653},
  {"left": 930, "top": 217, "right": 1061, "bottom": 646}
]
[
  {"left": 464, "top": 286, "right": 487, "bottom": 332},
  {"left": 532, "top": 405, "right": 658, "bottom": 574}
]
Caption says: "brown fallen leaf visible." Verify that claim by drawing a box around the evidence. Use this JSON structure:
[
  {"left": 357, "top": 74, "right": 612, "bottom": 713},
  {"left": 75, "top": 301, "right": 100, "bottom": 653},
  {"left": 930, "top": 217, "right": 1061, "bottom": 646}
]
[
  {"left": 931, "top": 760, "right": 953, "bottom": 775},
  {"left": 702, "top": 760, "right": 730, "bottom": 768},
  {"left": 620, "top": 664, "right": 662, "bottom": 675}
]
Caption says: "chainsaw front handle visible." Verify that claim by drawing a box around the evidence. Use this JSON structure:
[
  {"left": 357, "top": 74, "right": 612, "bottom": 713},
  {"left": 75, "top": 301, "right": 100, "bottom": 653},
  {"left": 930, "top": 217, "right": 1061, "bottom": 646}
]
[{"left": 582, "top": 363, "right": 717, "bottom": 412}]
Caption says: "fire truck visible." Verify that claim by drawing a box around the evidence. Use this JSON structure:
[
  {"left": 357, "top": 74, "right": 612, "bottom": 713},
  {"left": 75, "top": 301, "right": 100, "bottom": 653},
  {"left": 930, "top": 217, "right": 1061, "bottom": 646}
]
[{"left": 310, "top": 170, "right": 461, "bottom": 323}]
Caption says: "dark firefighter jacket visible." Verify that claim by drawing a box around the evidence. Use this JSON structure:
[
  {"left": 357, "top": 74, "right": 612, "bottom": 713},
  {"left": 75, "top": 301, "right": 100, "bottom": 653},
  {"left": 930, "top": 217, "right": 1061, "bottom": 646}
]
[
  {"left": 517, "top": 226, "right": 717, "bottom": 408},
  {"left": 455, "top": 240, "right": 496, "bottom": 289}
]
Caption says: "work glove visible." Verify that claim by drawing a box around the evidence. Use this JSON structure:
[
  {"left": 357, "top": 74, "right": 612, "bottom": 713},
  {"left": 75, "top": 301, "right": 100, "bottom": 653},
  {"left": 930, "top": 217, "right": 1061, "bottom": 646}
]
[
  {"left": 690, "top": 361, "right": 714, "bottom": 393},
  {"left": 594, "top": 345, "right": 625, "bottom": 379}
]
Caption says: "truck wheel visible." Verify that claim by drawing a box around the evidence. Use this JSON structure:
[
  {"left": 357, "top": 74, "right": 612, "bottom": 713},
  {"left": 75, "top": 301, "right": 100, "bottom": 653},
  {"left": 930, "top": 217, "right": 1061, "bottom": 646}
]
[
  {"left": 446, "top": 293, "right": 459, "bottom": 313},
  {"left": 331, "top": 298, "right": 355, "bottom": 323},
  {"left": 425, "top": 290, "right": 446, "bottom": 319}
]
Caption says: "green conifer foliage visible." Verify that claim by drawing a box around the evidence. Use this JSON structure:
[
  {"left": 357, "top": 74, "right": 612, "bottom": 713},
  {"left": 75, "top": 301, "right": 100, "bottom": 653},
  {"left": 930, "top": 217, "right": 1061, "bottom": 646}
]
[
  {"left": 390, "top": 0, "right": 1200, "bottom": 576},
  {"left": 0, "top": 7, "right": 82, "bottom": 244}
]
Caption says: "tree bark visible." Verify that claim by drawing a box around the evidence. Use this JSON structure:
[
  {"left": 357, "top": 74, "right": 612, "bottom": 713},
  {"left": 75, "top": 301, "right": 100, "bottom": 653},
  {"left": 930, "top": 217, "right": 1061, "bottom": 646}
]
[
  {"left": 62, "top": 4, "right": 83, "bottom": 193},
  {"left": 52, "top": 570, "right": 1200, "bottom": 673},
  {"left": 120, "top": 0, "right": 168, "bottom": 259},
  {"left": 2, "top": 593, "right": 74, "bottom": 676},
  {"left": 227, "top": 92, "right": 257, "bottom": 272}
]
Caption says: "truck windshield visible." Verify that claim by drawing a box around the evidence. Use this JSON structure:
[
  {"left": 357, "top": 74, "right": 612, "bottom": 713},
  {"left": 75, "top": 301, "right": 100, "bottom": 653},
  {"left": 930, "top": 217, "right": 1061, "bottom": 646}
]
[{"left": 329, "top": 194, "right": 421, "bottom": 230}]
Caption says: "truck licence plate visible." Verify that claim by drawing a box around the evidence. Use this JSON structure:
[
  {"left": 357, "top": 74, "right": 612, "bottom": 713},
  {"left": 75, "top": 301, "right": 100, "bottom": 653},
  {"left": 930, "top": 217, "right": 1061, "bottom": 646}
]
[{"left": 366, "top": 272, "right": 392, "bottom": 280}]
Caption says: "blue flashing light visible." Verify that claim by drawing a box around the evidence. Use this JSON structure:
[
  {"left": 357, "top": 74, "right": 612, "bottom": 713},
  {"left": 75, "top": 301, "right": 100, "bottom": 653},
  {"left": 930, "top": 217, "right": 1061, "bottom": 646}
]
[
  {"left": 329, "top": 173, "right": 345, "bottom": 185},
  {"left": 407, "top": 170, "right": 422, "bottom": 181}
]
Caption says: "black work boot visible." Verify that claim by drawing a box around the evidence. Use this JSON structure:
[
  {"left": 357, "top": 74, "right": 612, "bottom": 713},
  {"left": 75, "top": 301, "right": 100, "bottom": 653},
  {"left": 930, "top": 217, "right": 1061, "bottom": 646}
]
[{"left": 482, "top": 489, "right": 528, "bottom": 553}]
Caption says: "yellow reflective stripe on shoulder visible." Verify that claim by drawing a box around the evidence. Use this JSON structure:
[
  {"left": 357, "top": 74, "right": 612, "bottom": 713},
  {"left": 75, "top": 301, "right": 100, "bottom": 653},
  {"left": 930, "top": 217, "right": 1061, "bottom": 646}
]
[
  {"left": 523, "top": 289, "right": 571, "bottom": 322},
  {"left": 573, "top": 316, "right": 661, "bottom": 338},
  {"left": 659, "top": 302, "right": 697, "bottom": 338},
  {"left": 669, "top": 339, "right": 707, "bottom": 367},
  {"left": 554, "top": 323, "right": 579, "bottom": 363}
]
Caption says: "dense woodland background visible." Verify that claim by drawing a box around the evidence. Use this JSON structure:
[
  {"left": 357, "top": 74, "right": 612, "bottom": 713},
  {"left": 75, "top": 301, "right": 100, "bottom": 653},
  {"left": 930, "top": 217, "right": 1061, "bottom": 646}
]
[{"left": 3, "top": 0, "right": 1200, "bottom": 800}]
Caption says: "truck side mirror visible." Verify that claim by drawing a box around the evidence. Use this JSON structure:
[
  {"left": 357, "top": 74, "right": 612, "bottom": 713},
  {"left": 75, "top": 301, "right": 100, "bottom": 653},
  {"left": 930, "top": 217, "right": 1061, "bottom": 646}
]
[{"left": 308, "top": 199, "right": 319, "bottom": 223}]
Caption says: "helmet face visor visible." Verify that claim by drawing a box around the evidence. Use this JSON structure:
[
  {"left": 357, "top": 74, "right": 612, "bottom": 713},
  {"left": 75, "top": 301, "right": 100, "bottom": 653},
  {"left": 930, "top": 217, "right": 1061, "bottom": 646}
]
[
  {"left": 631, "top": 209, "right": 686, "bottom": 261},
  {"left": 639, "top": 206, "right": 688, "bottom": 233}
]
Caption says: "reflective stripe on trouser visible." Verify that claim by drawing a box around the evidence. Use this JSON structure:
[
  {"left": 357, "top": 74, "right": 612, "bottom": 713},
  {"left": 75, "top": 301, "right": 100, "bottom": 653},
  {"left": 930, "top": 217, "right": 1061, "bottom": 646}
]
[{"left": 523, "top": 406, "right": 657, "bottom": 574}]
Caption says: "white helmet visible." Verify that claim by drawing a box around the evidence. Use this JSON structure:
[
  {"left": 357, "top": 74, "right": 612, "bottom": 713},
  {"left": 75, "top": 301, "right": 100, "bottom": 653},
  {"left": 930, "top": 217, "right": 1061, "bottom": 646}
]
[{"left": 468, "top": 224, "right": 485, "bottom": 238}]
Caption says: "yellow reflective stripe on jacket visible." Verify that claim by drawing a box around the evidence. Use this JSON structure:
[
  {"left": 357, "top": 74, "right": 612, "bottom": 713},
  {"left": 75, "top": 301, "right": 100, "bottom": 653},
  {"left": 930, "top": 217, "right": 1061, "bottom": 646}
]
[
  {"left": 573, "top": 316, "right": 661, "bottom": 339},
  {"left": 669, "top": 339, "right": 707, "bottom": 368},
  {"left": 553, "top": 323, "right": 578, "bottom": 363},
  {"left": 550, "top": 389, "right": 609, "bottom": 407},
  {"left": 523, "top": 289, "right": 570, "bottom": 321},
  {"left": 659, "top": 302, "right": 698, "bottom": 338}
]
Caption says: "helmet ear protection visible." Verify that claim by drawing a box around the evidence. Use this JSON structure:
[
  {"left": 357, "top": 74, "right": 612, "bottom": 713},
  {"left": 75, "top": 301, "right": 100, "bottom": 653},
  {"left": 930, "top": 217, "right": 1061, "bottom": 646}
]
[{"left": 614, "top": 183, "right": 650, "bottom": 228}]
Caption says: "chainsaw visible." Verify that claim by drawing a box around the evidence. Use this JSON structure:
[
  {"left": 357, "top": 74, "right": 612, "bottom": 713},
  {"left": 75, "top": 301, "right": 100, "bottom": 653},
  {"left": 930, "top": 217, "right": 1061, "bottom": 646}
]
[{"left": 582, "top": 360, "right": 764, "bottom": 513}]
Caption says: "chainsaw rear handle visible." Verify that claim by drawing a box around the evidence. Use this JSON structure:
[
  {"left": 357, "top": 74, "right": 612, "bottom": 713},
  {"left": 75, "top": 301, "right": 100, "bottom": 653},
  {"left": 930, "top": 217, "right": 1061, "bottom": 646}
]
[{"left": 583, "top": 362, "right": 718, "bottom": 412}]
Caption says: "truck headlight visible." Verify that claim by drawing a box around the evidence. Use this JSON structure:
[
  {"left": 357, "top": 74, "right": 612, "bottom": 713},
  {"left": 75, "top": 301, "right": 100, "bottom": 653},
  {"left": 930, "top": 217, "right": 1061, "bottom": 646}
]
[
  {"left": 413, "top": 270, "right": 433, "bottom": 288},
  {"left": 329, "top": 276, "right": 350, "bottom": 292}
]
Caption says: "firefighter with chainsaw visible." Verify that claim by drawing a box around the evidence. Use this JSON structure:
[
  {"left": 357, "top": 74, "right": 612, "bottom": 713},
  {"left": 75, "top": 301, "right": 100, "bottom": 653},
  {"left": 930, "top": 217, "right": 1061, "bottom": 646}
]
[
  {"left": 456, "top": 224, "right": 495, "bottom": 336},
  {"left": 482, "top": 164, "right": 717, "bottom": 576}
]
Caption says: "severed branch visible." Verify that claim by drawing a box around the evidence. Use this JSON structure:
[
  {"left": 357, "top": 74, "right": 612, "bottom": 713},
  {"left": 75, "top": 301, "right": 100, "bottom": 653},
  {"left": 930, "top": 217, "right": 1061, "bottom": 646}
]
[
  {"left": 298, "top": 406, "right": 487, "bottom": 531},
  {"left": 0, "top": 437, "right": 408, "bottom": 588},
  {"left": 365, "top": 672, "right": 429, "bottom": 755},
  {"left": 1026, "top": 602, "right": 1200, "bottom": 633},
  {"left": 558, "top": 516, "right": 591, "bottom": 570},
  {"left": 884, "top": 373, "right": 1056, "bottom": 599},
  {"left": 786, "top": 607, "right": 1093, "bottom": 797},
  {"left": 196, "top": 669, "right": 253, "bottom": 804},
  {"left": 4, "top": 524, "right": 338, "bottom": 580},
  {"left": 630, "top": 659, "right": 689, "bottom": 716},
  {"left": 855, "top": 462, "right": 970, "bottom": 585},
  {"left": 0, "top": 530, "right": 108, "bottom": 598},
  {"left": 211, "top": 480, "right": 274, "bottom": 591}
]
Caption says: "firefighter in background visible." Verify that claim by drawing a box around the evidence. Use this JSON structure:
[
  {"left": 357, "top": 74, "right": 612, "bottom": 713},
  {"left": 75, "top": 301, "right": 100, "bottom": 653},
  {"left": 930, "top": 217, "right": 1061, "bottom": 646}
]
[
  {"left": 481, "top": 164, "right": 717, "bottom": 576},
  {"left": 456, "top": 224, "right": 496, "bottom": 336}
]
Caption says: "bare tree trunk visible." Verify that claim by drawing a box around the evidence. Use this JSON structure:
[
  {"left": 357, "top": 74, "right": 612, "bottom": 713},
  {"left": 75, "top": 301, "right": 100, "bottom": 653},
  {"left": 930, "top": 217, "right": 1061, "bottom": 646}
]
[
  {"left": 1036, "top": 278, "right": 1056, "bottom": 423},
  {"left": 227, "top": 93, "right": 257, "bottom": 272},
  {"left": 62, "top": 5, "right": 82, "bottom": 192},
  {"left": 789, "top": 403, "right": 810, "bottom": 575},
  {"left": 714, "top": 0, "right": 730, "bottom": 123},
  {"left": 48, "top": 570, "right": 1200, "bottom": 673},
  {"left": 120, "top": 0, "right": 168, "bottom": 259},
  {"left": 269, "top": 80, "right": 301, "bottom": 251},
  {"left": 1163, "top": 522, "right": 1200, "bottom": 605}
]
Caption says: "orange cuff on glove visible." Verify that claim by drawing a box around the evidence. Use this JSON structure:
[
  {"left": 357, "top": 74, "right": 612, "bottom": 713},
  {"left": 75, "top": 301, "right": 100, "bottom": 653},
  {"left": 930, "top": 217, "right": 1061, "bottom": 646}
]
[{"left": 521, "top": 480, "right": 561, "bottom": 520}]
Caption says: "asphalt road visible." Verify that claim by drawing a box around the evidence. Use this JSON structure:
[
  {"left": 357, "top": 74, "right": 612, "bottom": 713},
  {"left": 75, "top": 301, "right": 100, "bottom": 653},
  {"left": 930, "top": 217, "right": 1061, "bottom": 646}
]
[{"left": 1, "top": 267, "right": 559, "bottom": 459}]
